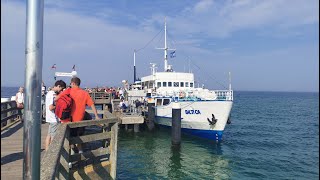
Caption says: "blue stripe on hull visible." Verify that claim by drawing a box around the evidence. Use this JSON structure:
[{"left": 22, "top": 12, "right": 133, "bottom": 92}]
[
  {"left": 157, "top": 124, "right": 224, "bottom": 141},
  {"left": 182, "top": 128, "right": 223, "bottom": 141}
]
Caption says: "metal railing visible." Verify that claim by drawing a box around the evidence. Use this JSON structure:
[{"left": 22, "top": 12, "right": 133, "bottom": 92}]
[
  {"left": 40, "top": 111, "right": 119, "bottom": 180},
  {"left": 215, "top": 90, "right": 233, "bottom": 101}
]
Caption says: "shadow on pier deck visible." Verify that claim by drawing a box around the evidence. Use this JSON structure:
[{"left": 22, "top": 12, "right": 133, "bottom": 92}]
[
  {"left": 1, "top": 121, "right": 48, "bottom": 179},
  {"left": 1, "top": 100, "right": 48, "bottom": 179}
]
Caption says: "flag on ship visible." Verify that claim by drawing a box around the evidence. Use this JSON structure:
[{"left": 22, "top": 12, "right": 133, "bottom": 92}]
[
  {"left": 72, "top": 65, "right": 75, "bottom": 71},
  {"left": 170, "top": 51, "right": 176, "bottom": 58},
  {"left": 51, "top": 64, "right": 56, "bottom": 69}
]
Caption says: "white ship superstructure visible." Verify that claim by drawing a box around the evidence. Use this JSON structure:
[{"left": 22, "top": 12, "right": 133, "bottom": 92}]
[{"left": 127, "top": 20, "right": 233, "bottom": 141}]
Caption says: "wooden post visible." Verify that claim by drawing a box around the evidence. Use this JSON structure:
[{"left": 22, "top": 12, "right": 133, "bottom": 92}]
[
  {"left": 1, "top": 102, "right": 7, "bottom": 127},
  {"left": 7, "top": 102, "right": 12, "bottom": 123},
  {"left": 58, "top": 125, "right": 70, "bottom": 179},
  {"left": 109, "top": 122, "right": 118, "bottom": 179},
  {"left": 134, "top": 124, "right": 139, "bottom": 133},
  {"left": 172, "top": 102, "right": 181, "bottom": 146},
  {"left": 147, "top": 99, "right": 155, "bottom": 131}
]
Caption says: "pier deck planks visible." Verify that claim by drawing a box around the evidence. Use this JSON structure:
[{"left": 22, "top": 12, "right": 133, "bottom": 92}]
[{"left": 1, "top": 121, "right": 49, "bottom": 179}]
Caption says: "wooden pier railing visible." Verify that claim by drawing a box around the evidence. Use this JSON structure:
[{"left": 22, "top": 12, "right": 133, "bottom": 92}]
[
  {"left": 40, "top": 111, "right": 119, "bottom": 180},
  {"left": 1, "top": 100, "right": 22, "bottom": 131},
  {"left": 89, "top": 92, "right": 112, "bottom": 105},
  {"left": 89, "top": 92, "right": 113, "bottom": 112}
]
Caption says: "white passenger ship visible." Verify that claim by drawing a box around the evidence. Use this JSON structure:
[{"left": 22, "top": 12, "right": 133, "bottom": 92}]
[{"left": 127, "top": 20, "right": 233, "bottom": 141}]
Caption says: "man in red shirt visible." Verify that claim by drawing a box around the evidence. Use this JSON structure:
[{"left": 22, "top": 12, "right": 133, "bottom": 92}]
[{"left": 56, "top": 77, "right": 100, "bottom": 153}]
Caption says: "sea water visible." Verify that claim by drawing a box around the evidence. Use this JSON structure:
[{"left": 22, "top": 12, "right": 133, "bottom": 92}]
[
  {"left": 117, "top": 91, "right": 319, "bottom": 179},
  {"left": 1, "top": 87, "right": 319, "bottom": 179}
]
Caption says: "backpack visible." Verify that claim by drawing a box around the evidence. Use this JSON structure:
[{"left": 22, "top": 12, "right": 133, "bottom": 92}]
[{"left": 55, "top": 89, "right": 73, "bottom": 122}]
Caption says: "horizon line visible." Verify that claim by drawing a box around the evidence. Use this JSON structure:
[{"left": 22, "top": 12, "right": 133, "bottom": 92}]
[{"left": 1, "top": 86, "right": 319, "bottom": 94}]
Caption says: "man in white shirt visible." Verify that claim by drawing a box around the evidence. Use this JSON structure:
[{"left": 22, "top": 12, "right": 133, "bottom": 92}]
[
  {"left": 119, "top": 99, "right": 128, "bottom": 112},
  {"left": 119, "top": 88, "right": 124, "bottom": 99},
  {"left": 44, "top": 80, "right": 66, "bottom": 151}
]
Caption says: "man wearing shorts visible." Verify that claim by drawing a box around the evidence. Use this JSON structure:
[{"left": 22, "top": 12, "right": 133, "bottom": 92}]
[
  {"left": 44, "top": 80, "right": 66, "bottom": 151},
  {"left": 56, "top": 77, "right": 100, "bottom": 153}
]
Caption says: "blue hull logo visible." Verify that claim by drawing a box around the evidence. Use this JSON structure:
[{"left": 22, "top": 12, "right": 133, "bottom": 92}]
[{"left": 185, "top": 110, "right": 201, "bottom": 114}]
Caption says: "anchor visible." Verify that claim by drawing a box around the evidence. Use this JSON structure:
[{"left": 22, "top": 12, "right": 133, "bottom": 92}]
[{"left": 207, "top": 114, "right": 218, "bottom": 125}]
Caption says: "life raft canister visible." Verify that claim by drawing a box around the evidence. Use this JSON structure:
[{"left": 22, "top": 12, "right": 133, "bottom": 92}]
[{"left": 179, "top": 91, "right": 186, "bottom": 98}]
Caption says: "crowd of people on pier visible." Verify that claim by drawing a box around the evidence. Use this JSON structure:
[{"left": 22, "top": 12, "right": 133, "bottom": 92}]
[
  {"left": 83, "top": 86, "right": 126, "bottom": 99},
  {"left": 15, "top": 83, "right": 146, "bottom": 116},
  {"left": 13, "top": 79, "right": 148, "bottom": 169},
  {"left": 43, "top": 86, "right": 128, "bottom": 100},
  {"left": 13, "top": 77, "right": 149, "bottom": 170}
]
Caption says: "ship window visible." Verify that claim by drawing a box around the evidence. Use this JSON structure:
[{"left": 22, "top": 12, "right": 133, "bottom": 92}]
[
  {"left": 157, "top": 99, "right": 162, "bottom": 106},
  {"left": 185, "top": 82, "right": 189, "bottom": 87},
  {"left": 190, "top": 83, "right": 194, "bottom": 87},
  {"left": 163, "top": 99, "right": 170, "bottom": 105},
  {"left": 174, "top": 82, "right": 179, "bottom": 87},
  {"left": 157, "top": 82, "right": 161, "bottom": 87},
  {"left": 149, "top": 82, "right": 154, "bottom": 88},
  {"left": 180, "top": 82, "right": 184, "bottom": 87},
  {"left": 168, "top": 82, "right": 172, "bottom": 87},
  {"left": 163, "top": 82, "right": 167, "bottom": 87}
]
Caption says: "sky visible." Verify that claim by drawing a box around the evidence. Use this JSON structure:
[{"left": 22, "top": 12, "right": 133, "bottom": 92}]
[{"left": 1, "top": 0, "right": 319, "bottom": 92}]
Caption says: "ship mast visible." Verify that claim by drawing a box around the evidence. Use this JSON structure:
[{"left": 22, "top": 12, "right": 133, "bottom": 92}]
[
  {"left": 229, "top": 72, "right": 232, "bottom": 90},
  {"left": 164, "top": 19, "right": 168, "bottom": 71},
  {"left": 133, "top": 49, "right": 136, "bottom": 82},
  {"left": 157, "top": 17, "right": 175, "bottom": 72}
]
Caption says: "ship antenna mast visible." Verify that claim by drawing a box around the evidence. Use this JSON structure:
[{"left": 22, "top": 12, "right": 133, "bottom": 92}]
[
  {"left": 164, "top": 18, "right": 168, "bottom": 71},
  {"left": 229, "top": 72, "right": 232, "bottom": 90},
  {"left": 156, "top": 17, "right": 175, "bottom": 72},
  {"left": 133, "top": 49, "right": 136, "bottom": 82}
]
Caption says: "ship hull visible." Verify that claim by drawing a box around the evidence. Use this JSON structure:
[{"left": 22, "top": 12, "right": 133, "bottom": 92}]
[{"left": 154, "top": 100, "right": 232, "bottom": 141}]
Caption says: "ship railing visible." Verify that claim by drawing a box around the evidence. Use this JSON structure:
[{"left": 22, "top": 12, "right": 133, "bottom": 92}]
[
  {"left": 126, "top": 103, "right": 145, "bottom": 114},
  {"left": 214, "top": 90, "right": 233, "bottom": 101},
  {"left": 1, "top": 100, "right": 22, "bottom": 131},
  {"left": 153, "top": 89, "right": 233, "bottom": 101},
  {"left": 40, "top": 111, "right": 118, "bottom": 180}
]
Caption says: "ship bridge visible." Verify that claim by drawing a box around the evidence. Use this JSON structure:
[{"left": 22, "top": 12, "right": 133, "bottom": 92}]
[{"left": 140, "top": 72, "right": 194, "bottom": 90}]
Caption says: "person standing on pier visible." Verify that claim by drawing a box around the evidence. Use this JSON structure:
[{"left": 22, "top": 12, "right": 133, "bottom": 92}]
[
  {"left": 55, "top": 77, "right": 100, "bottom": 153},
  {"left": 44, "top": 80, "right": 67, "bottom": 151},
  {"left": 15, "top": 86, "right": 24, "bottom": 120},
  {"left": 119, "top": 88, "right": 124, "bottom": 99},
  {"left": 41, "top": 81, "right": 47, "bottom": 96}
]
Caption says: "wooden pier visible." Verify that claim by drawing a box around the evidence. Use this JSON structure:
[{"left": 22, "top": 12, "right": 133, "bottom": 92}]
[
  {"left": 40, "top": 111, "right": 118, "bottom": 180},
  {"left": 89, "top": 92, "right": 112, "bottom": 112},
  {"left": 1, "top": 100, "right": 49, "bottom": 179},
  {"left": 1, "top": 92, "right": 145, "bottom": 179},
  {"left": 1, "top": 100, "right": 119, "bottom": 179},
  {"left": 88, "top": 92, "right": 145, "bottom": 132},
  {"left": 1, "top": 121, "right": 49, "bottom": 179}
]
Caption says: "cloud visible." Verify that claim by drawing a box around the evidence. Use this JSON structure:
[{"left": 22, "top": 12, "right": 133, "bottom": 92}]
[
  {"left": 1, "top": 0, "right": 318, "bottom": 92},
  {"left": 194, "top": 0, "right": 214, "bottom": 13},
  {"left": 171, "top": 0, "right": 319, "bottom": 38},
  {"left": 1, "top": 1, "right": 165, "bottom": 87}
]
